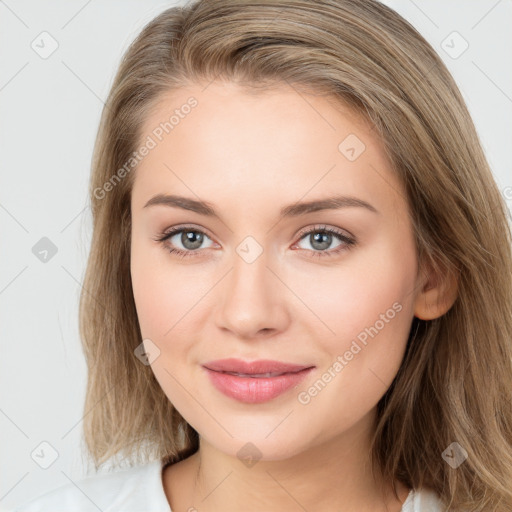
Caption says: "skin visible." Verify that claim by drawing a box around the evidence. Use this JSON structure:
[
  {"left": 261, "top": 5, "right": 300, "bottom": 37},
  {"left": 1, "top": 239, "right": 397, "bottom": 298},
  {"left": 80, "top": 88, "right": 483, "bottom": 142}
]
[{"left": 129, "top": 80, "right": 457, "bottom": 512}]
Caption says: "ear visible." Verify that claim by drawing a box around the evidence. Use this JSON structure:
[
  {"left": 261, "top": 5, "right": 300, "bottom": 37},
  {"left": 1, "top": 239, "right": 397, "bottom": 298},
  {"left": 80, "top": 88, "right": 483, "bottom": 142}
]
[{"left": 413, "top": 259, "right": 459, "bottom": 320}]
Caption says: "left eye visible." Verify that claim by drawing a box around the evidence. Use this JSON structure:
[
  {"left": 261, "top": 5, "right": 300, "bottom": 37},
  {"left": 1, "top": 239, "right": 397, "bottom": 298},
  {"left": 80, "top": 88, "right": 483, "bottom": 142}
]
[
  {"left": 292, "top": 228, "right": 354, "bottom": 255},
  {"left": 154, "top": 224, "right": 356, "bottom": 259},
  {"left": 292, "top": 225, "right": 356, "bottom": 258}
]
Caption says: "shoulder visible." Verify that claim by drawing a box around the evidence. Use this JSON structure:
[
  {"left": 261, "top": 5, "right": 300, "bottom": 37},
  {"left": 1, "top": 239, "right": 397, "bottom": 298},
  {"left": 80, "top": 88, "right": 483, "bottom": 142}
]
[
  {"left": 11, "top": 459, "right": 171, "bottom": 512},
  {"left": 401, "top": 487, "right": 446, "bottom": 512}
]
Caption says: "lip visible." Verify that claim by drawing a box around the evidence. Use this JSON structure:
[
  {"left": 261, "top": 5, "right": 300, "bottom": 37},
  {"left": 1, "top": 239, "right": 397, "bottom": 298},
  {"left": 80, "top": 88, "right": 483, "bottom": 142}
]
[
  {"left": 202, "top": 358, "right": 315, "bottom": 404},
  {"left": 203, "top": 358, "right": 312, "bottom": 374}
]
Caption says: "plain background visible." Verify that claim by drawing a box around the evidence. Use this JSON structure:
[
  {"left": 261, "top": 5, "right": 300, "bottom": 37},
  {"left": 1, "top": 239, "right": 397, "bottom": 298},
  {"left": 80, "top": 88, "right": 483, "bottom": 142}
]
[{"left": 1, "top": 1, "right": 511, "bottom": 510}]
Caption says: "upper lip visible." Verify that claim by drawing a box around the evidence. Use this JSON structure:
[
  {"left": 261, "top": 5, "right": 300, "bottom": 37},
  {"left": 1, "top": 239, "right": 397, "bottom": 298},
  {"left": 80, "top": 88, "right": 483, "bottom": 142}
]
[{"left": 202, "top": 358, "right": 314, "bottom": 375}]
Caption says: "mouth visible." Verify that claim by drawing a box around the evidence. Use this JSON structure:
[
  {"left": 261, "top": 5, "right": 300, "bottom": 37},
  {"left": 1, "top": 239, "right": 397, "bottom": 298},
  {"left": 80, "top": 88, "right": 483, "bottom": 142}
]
[
  {"left": 218, "top": 371, "right": 299, "bottom": 378},
  {"left": 202, "top": 358, "right": 313, "bottom": 375},
  {"left": 202, "top": 359, "right": 315, "bottom": 404}
]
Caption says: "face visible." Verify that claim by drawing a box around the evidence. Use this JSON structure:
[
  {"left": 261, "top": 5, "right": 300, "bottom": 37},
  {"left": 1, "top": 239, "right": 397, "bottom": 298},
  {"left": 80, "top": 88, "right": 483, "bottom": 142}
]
[{"left": 130, "top": 80, "right": 421, "bottom": 461}]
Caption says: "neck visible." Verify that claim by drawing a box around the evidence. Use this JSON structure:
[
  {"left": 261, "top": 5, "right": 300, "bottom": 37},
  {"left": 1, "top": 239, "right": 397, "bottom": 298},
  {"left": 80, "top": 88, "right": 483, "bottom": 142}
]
[{"left": 165, "top": 410, "right": 409, "bottom": 512}]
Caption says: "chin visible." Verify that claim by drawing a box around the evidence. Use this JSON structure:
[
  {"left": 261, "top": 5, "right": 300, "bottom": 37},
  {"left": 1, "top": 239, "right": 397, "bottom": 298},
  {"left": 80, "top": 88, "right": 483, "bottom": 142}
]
[{"left": 201, "top": 427, "right": 315, "bottom": 464}]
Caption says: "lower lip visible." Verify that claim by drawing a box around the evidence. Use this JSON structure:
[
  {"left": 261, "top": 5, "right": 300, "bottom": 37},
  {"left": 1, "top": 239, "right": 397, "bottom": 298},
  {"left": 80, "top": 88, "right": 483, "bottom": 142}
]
[{"left": 203, "top": 367, "right": 314, "bottom": 404}]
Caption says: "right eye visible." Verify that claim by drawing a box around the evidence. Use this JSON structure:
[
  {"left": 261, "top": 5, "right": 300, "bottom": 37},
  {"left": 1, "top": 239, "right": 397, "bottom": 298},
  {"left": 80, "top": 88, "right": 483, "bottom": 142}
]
[{"left": 154, "top": 225, "right": 216, "bottom": 258}]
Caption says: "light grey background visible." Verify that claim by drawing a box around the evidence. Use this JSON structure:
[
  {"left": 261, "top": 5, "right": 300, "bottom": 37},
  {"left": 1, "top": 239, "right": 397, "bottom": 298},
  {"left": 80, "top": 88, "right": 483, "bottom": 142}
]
[{"left": 1, "top": 1, "right": 511, "bottom": 510}]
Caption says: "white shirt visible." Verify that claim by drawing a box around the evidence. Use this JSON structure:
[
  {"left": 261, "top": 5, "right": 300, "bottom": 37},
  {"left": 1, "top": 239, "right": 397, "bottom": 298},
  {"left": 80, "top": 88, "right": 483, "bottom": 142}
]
[{"left": 11, "top": 459, "right": 445, "bottom": 511}]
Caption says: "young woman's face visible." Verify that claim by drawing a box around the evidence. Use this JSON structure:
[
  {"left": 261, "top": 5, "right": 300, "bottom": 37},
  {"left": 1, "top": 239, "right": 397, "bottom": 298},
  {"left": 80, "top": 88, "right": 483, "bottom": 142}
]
[{"left": 130, "top": 81, "right": 422, "bottom": 461}]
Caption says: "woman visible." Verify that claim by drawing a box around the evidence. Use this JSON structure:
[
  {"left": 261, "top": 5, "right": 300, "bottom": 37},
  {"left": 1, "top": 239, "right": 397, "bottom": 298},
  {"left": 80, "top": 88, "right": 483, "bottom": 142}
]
[{"left": 14, "top": 0, "right": 512, "bottom": 511}]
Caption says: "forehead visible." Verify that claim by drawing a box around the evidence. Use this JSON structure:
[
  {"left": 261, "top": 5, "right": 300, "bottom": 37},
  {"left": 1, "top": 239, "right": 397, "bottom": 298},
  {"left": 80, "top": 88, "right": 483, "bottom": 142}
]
[
  {"left": 140, "top": 80, "right": 374, "bottom": 151},
  {"left": 132, "top": 81, "right": 405, "bottom": 218}
]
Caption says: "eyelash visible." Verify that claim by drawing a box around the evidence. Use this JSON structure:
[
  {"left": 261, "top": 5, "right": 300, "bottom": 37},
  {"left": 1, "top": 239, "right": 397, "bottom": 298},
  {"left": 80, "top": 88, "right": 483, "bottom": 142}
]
[{"left": 153, "top": 224, "right": 356, "bottom": 260}]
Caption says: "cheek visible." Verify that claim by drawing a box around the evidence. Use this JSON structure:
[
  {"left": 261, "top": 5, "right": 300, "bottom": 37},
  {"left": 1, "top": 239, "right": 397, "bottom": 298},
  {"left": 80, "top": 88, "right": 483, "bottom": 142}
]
[
  {"left": 295, "top": 240, "right": 416, "bottom": 411},
  {"left": 130, "top": 238, "right": 186, "bottom": 339},
  {"left": 130, "top": 227, "right": 209, "bottom": 333},
  {"left": 290, "top": 277, "right": 415, "bottom": 442},
  {"left": 131, "top": 253, "right": 204, "bottom": 404},
  {"left": 132, "top": 270, "right": 198, "bottom": 343},
  {"left": 289, "top": 239, "right": 416, "bottom": 349}
]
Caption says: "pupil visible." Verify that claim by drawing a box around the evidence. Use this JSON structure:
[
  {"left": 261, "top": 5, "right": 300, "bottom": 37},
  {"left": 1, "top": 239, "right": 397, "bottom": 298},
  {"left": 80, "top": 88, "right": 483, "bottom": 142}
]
[
  {"left": 311, "top": 232, "right": 331, "bottom": 250},
  {"left": 182, "top": 231, "right": 203, "bottom": 250}
]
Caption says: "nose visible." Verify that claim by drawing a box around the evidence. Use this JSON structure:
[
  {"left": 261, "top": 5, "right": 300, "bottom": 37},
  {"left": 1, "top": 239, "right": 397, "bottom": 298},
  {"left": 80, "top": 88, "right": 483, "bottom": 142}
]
[{"left": 215, "top": 244, "right": 290, "bottom": 340}]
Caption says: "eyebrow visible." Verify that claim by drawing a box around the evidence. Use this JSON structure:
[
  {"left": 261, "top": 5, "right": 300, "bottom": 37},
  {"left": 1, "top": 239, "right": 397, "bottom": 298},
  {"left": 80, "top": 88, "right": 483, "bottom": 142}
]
[{"left": 143, "top": 193, "right": 378, "bottom": 217}]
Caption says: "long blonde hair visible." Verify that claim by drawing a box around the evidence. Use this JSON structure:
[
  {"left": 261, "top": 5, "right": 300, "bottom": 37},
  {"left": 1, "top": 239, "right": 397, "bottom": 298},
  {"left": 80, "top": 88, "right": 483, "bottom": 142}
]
[{"left": 79, "top": 1, "right": 512, "bottom": 510}]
